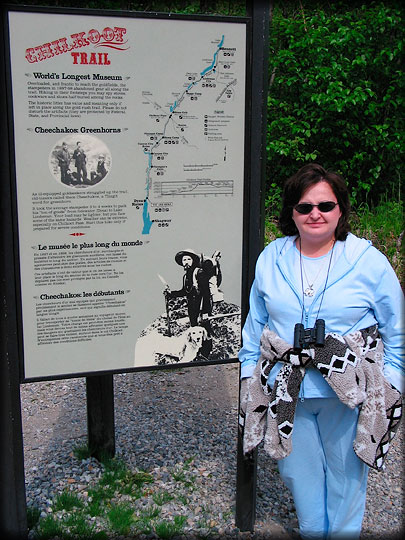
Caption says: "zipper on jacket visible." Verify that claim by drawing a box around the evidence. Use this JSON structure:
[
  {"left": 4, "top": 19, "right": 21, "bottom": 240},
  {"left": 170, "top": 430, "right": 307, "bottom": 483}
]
[{"left": 299, "top": 385, "right": 304, "bottom": 402}]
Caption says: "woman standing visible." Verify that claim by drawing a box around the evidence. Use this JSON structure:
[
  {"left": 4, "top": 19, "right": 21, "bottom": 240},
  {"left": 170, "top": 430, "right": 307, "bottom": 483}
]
[{"left": 239, "top": 163, "right": 403, "bottom": 539}]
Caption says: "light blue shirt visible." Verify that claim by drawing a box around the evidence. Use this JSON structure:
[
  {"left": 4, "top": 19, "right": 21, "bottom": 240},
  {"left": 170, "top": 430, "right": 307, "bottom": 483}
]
[{"left": 239, "top": 233, "right": 405, "bottom": 395}]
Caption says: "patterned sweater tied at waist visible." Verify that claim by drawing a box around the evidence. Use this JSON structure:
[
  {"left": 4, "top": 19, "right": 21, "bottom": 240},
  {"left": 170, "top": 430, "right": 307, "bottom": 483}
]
[{"left": 241, "top": 325, "right": 402, "bottom": 471}]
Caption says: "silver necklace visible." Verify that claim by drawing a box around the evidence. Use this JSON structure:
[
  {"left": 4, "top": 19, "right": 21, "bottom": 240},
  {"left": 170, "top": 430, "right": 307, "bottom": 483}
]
[
  {"left": 298, "top": 239, "right": 335, "bottom": 326},
  {"left": 301, "top": 258, "right": 328, "bottom": 297},
  {"left": 300, "top": 241, "right": 335, "bottom": 297}
]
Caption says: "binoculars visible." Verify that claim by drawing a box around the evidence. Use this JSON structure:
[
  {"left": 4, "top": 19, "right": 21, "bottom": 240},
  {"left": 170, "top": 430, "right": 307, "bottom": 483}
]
[{"left": 293, "top": 319, "right": 325, "bottom": 350}]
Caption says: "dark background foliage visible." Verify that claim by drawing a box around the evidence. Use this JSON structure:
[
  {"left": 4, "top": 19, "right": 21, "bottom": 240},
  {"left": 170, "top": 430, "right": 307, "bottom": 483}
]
[{"left": 266, "top": 0, "right": 404, "bottom": 213}]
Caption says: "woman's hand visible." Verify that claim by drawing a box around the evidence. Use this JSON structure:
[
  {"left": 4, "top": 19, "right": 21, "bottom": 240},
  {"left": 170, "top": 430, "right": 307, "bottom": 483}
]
[{"left": 240, "top": 377, "right": 251, "bottom": 415}]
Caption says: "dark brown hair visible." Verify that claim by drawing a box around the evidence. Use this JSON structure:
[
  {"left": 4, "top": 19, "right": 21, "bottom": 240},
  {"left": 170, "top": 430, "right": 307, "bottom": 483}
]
[{"left": 278, "top": 163, "right": 351, "bottom": 240}]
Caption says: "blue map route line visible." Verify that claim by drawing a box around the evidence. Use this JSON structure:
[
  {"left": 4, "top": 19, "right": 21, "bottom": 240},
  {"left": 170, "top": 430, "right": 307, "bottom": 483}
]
[{"left": 142, "top": 35, "right": 225, "bottom": 235}]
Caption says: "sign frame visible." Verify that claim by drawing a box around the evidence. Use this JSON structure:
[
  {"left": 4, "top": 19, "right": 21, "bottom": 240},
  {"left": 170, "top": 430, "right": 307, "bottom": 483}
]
[{"left": 2, "top": 4, "right": 255, "bottom": 384}]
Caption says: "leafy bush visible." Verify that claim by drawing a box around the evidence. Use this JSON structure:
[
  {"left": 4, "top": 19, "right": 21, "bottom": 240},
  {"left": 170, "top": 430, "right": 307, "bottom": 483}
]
[{"left": 266, "top": 1, "right": 404, "bottom": 206}]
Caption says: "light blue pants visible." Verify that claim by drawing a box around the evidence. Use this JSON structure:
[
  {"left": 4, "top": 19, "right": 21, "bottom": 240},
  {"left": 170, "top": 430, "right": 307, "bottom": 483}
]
[{"left": 277, "top": 398, "right": 369, "bottom": 539}]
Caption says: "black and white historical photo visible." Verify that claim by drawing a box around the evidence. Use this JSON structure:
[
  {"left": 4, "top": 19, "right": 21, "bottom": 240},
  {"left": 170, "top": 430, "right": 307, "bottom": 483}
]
[
  {"left": 134, "top": 248, "right": 241, "bottom": 367},
  {"left": 49, "top": 134, "right": 111, "bottom": 189}
]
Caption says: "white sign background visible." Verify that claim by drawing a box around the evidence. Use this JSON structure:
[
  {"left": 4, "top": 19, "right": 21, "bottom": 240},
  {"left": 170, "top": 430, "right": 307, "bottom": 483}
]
[{"left": 7, "top": 9, "right": 247, "bottom": 380}]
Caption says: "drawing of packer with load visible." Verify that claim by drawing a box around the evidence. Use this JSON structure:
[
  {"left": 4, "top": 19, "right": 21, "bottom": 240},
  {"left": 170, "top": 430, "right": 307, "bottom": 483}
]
[{"left": 134, "top": 248, "right": 241, "bottom": 367}]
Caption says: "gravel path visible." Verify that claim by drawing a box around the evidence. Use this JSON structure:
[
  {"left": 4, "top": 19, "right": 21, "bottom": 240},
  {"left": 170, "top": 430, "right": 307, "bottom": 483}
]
[{"left": 21, "top": 364, "right": 404, "bottom": 538}]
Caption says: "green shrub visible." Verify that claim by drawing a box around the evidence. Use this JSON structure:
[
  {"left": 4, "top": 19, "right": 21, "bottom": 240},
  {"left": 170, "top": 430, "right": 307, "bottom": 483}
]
[{"left": 266, "top": 1, "right": 404, "bottom": 206}]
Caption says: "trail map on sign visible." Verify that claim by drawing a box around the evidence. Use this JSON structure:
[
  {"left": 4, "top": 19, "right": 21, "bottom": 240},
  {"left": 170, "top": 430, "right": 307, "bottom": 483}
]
[{"left": 138, "top": 34, "right": 241, "bottom": 235}]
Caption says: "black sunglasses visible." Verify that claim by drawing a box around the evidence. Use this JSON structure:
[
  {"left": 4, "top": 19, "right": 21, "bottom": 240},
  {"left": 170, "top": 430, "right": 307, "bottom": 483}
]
[{"left": 294, "top": 201, "right": 338, "bottom": 215}]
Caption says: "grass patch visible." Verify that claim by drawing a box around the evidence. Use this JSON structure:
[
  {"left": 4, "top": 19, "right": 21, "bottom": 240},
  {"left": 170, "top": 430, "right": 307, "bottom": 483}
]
[
  {"left": 177, "top": 493, "right": 189, "bottom": 505},
  {"left": 154, "top": 515, "right": 188, "bottom": 539},
  {"left": 30, "top": 431, "right": 231, "bottom": 539},
  {"left": 27, "top": 506, "right": 41, "bottom": 529},
  {"left": 98, "top": 462, "right": 153, "bottom": 500},
  {"left": 350, "top": 200, "right": 404, "bottom": 275},
  {"left": 107, "top": 503, "right": 135, "bottom": 535},
  {"left": 88, "top": 481, "right": 115, "bottom": 504},
  {"left": 64, "top": 512, "right": 107, "bottom": 539},
  {"left": 34, "top": 515, "right": 64, "bottom": 539},
  {"left": 73, "top": 443, "right": 93, "bottom": 461},
  {"left": 99, "top": 469, "right": 124, "bottom": 488},
  {"left": 86, "top": 495, "right": 104, "bottom": 518},
  {"left": 171, "top": 467, "right": 195, "bottom": 486},
  {"left": 133, "top": 506, "right": 161, "bottom": 535},
  {"left": 153, "top": 490, "right": 175, "bottom": 506},
  {"left": 129, "top": 471, "right": 154, "bottom": 499},
  {"left": 53, "top": 490, "right": 84, "bottom": 512},
  {"left": 101, "top": 455, "right": 127, "bottom": 473},
  {"left": 170, "top": 458, "right": 196, "bottom": 487},
  {"left": 28, "top": 452, "right": 164, "bottom": 539},
  {"left": 85, "top": 468, "right": 153, "bottom": 519},
  {"left": 141, "top": 505, "right": 161, "bottom": 519},
  {"left": 86, "top": 483, "right": 113, "bottom": 517},
  {"left": 353, "top": 200, "right": 404, "bottom": 238}
]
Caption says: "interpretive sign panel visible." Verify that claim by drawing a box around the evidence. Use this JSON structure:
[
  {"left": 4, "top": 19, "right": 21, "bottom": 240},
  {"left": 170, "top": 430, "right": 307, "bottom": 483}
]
[{"left": 5, "top": 7, "right": 249, "bottom": 381}]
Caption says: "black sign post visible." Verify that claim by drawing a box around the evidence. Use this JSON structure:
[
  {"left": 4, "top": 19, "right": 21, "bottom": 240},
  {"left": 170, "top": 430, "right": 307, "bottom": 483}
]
[
  {"left": 0, "top": 8, "right": 27, "bottom": 535},
  {"left": 86, "top": 374, "right": 115, "bottom": 460},
  {"left": 235, "top": 0, "right": 270, "bottom": 532}
]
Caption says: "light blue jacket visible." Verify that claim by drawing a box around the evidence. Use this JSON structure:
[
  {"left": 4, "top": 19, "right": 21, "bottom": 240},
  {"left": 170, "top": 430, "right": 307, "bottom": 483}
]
[{"left": 239, "top": 233, "right": 404, "bottom": 396}]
